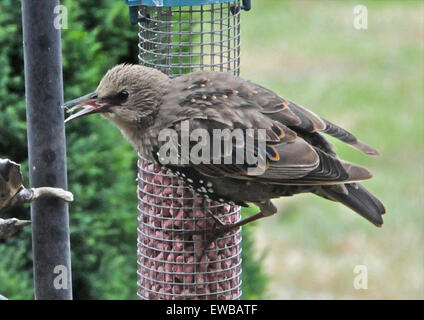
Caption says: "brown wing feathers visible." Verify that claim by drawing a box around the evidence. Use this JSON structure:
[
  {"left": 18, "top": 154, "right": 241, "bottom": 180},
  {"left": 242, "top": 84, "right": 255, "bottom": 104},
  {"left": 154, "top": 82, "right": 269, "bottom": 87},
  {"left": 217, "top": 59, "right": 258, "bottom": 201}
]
[
  {"left": 321, "top": 119, "right": 380, "bottom": 156},
  {"left": 254, "top": 95, "right": 377, "bottom": 184},
  {"left": 165, "top": 71, "right": 379, "bottom": 185},
  {"left": 152, "top": 70, "right": 385, "bottom": 226}
]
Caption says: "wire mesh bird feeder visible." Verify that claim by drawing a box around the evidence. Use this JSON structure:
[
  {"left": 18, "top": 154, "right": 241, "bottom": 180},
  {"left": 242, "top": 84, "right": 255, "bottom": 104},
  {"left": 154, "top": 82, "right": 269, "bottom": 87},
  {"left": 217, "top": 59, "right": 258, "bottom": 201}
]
[{"left": 129, "top": 0, "right": 249, "bottom": 300}]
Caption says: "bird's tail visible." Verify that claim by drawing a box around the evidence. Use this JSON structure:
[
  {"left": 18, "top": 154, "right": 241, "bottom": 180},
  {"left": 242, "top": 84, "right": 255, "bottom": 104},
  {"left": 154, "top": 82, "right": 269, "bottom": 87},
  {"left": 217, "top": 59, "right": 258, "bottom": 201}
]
[{"left": 316, "top": 183, "right": 386, "bottom": 227}]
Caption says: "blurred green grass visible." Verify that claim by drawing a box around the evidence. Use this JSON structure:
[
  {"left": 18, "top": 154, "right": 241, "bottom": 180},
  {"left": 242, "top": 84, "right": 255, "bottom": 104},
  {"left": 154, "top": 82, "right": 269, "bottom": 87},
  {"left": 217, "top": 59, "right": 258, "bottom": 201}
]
[{"left": 240, "top": 0, "right": 423, "bottom": 299}]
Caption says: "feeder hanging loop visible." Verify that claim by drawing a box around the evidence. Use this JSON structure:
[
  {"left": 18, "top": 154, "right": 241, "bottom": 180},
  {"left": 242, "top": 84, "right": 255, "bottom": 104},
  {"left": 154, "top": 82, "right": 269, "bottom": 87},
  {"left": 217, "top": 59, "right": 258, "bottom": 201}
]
[{"left": 125, "top": 0, "right": 251, "bottom": 24}]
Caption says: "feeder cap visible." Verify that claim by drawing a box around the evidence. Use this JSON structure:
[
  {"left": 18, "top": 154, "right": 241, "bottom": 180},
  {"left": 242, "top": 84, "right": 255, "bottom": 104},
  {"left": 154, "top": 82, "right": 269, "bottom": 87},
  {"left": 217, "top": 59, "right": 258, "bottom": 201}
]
[
  {"left": 125, "top": 0, "right": 250, "bottom": 24},
  {"left": 126, "top": 0, "right": 235, "bottom": 6}
]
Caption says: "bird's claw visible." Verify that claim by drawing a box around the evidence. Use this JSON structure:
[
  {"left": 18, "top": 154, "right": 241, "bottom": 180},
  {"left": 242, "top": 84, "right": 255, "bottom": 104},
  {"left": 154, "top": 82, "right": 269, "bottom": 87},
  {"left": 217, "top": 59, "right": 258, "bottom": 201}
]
[{"left": 175, "top": 222, "right": 238, "bottom": 250}]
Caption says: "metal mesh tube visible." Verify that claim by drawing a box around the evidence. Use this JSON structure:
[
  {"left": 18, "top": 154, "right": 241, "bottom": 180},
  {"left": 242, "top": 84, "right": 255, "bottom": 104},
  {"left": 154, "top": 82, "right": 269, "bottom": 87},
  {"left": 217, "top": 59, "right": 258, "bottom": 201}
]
[
  {"left": 138, "top": 2, "right": 241, "bottom": 76},
  {"left": 137, "top": 2, "right": 242, "bottom": 300}
]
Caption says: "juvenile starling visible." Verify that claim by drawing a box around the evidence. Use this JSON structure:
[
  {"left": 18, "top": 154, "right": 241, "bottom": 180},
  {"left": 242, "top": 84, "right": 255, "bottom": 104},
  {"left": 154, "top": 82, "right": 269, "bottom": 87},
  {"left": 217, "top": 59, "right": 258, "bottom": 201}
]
[{"left": 64, "top": 64, "right": 385, "bottom": 233}]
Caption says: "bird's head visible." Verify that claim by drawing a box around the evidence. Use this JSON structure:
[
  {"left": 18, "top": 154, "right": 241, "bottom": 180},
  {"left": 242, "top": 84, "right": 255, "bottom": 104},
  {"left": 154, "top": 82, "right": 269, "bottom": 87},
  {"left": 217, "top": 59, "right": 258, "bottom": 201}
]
[{"left": 63, "top": 64, "right": 169, "bottom": 128}]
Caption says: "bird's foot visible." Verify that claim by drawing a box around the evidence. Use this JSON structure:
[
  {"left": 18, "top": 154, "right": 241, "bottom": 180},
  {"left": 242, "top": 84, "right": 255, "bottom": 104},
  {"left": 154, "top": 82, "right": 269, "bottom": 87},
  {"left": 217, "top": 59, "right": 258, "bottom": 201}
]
[
  {"left": 174, "top": 209, "right": 269, "bottom": 252},
  {"left": 204, "top": 223, "right": 240, "bottom": 244},
  {"left": 175, "top": 219, "right": 240, "bottom": 252}
]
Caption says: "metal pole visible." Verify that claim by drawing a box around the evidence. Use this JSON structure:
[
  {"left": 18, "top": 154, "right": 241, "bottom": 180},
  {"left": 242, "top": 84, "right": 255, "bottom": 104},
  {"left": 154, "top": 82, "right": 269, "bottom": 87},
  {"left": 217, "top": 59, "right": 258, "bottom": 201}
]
[{"left": 22, "top": 0, "right": 72, "bottom": 300}]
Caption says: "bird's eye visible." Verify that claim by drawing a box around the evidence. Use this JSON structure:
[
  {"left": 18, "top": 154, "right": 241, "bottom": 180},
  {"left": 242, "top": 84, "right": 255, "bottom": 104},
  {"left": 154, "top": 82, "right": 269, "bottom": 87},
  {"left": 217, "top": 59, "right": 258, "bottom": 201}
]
[{"left": 118, "top": 90, "right": 129, "bottom": 101}]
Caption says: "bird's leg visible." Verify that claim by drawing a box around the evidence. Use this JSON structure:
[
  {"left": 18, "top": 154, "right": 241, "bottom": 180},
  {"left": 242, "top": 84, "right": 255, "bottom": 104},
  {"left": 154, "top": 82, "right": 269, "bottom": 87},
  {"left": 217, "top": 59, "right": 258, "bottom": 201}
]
[
  {"left": 173, "top": 201, "right": 229, "bottom": 249},
  {"left": 220, "top": 211, "right": 266, "bottom": 230},
  {"left": 206, "top": 211, "right": 266, "bottom": 240},
  {"left": 182, "top": 200, "right": 277, "bottom": 245},
  {"left": 175, "top": 201, "right": 225, "bottom": 237},
  {"left": 193, "top": 211, "right": 268, "bottom": 247},
  {"left": 156, "top": 204, "right": 271, "bottom": 261},
  {"left": 204, "top": 209, "right": 226, "bottom": 227},
  {"left": 209, "top": 200, "right": 278, "bottom": 239}
]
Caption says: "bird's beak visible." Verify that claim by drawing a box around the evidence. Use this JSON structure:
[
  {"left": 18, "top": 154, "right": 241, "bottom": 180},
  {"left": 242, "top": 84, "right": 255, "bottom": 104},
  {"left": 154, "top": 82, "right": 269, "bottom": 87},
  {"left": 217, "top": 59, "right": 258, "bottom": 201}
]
[{"left": 62, "top": 92, "right": 105, "bottom": 123}]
